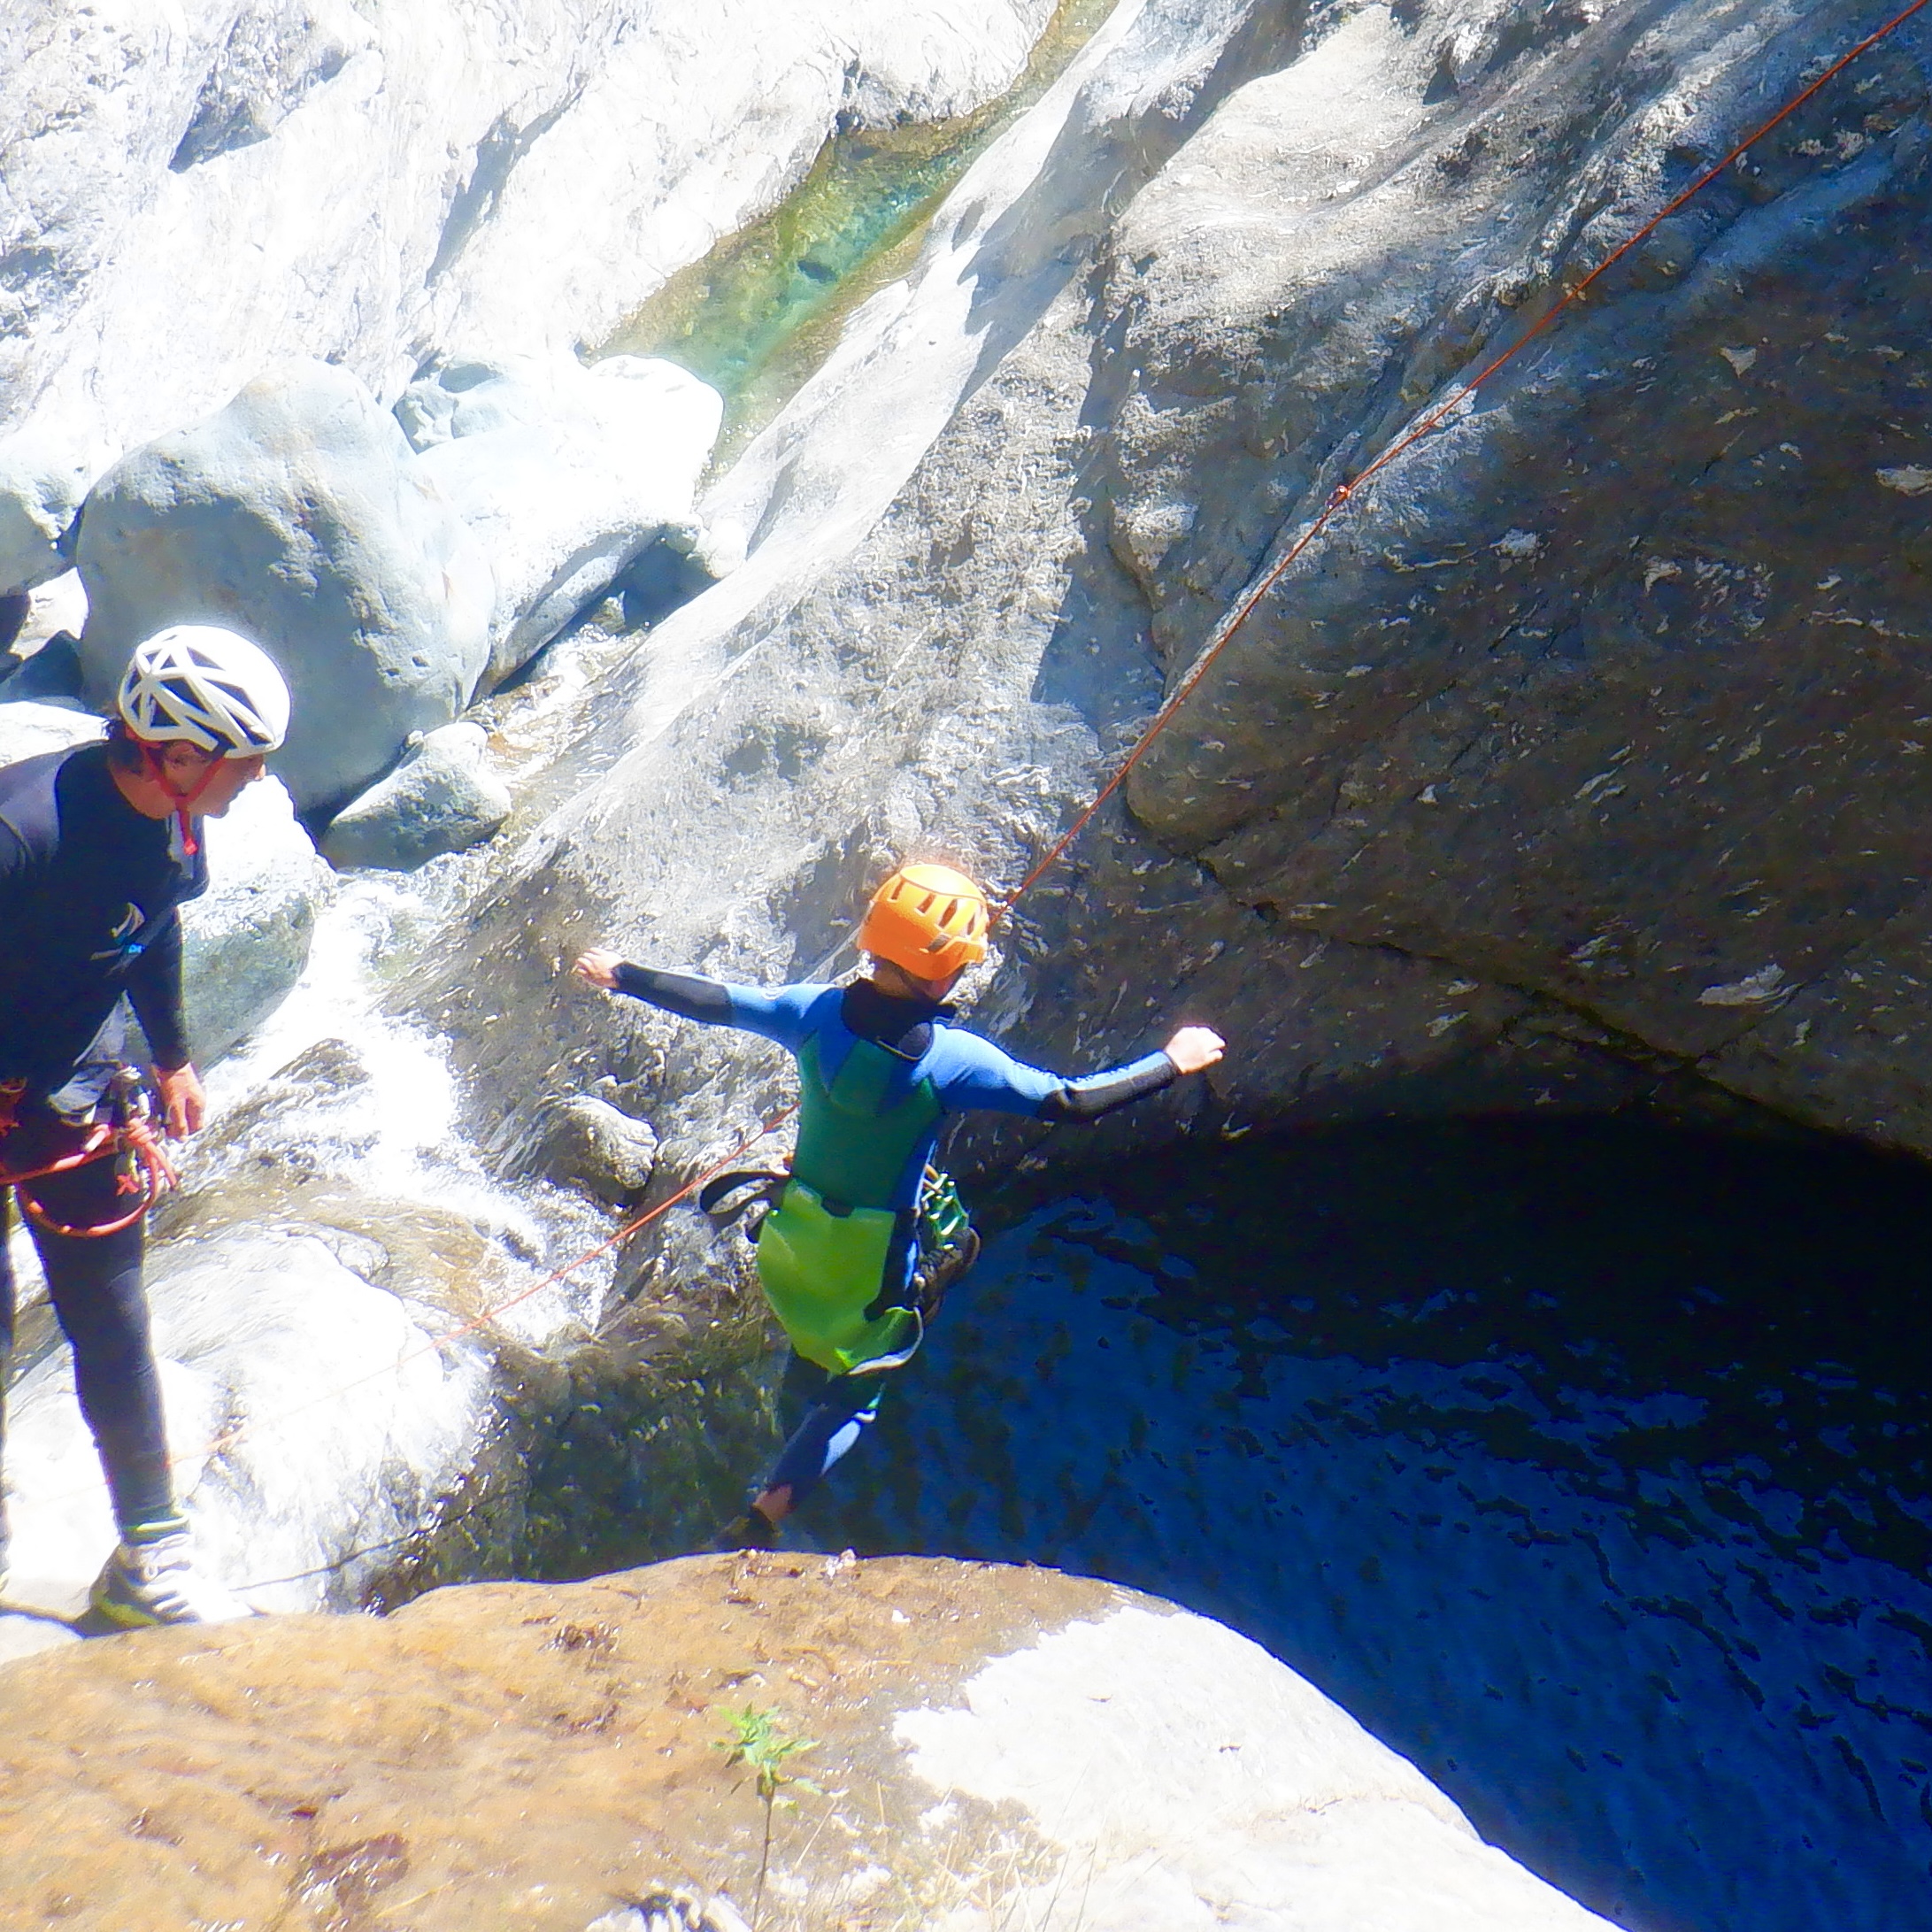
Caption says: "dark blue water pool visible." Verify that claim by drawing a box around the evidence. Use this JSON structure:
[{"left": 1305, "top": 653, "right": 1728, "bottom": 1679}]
[{"left": 799, "top": 1118, "right": 1932, "bottom": 1932}]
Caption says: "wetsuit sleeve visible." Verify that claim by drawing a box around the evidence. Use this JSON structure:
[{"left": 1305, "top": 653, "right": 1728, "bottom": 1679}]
[
  {"left": 610, "top": 965, "right": 828, "bottom": 1051},
  {"left": 126, "top": 911, "right": 191, "bottom": 1070},
  {"left": 611, "top": 963, "right": 734, "bottom": 1024},
  {"left": 929, "top": 1029, "right": 1178, "bottom": 1123},
  {"left": 1037, "top": 1051, "right": 1179, "bottom": 1122}
]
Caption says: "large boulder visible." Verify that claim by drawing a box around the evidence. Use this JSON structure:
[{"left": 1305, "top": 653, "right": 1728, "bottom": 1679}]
[
  {"left": 181, "top": 776, "right": 334, "bottom": 1063},
  {"left": 73, "top": 360, "right": 493, "bottom": 814},
  {"left": 0, "top": 430, "right": 88, "bottom": 596},
  {"left": 0, "top": 1555, "right": 1617, "bottom": 1930},
  {"left": 400, "top": 353, "right": 724, "bottom": 685},
  {"left": 0, "top": 1223, "right": 489, "bottom": 1637},
  {"left": 319, "top": 721, "right": 512, "bottom": 873}
]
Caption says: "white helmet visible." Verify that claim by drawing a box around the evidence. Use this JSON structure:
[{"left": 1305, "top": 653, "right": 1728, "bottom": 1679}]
[{"left": 116, "top": 625, "right": 291, "bottom": 758}]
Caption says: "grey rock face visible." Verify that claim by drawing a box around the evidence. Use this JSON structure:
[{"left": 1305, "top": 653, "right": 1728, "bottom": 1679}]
[
  {"left": 400, "top": 353, "right": 723, "bottom": 686},
  {"left": 168, "top": 0, "right": 373, "bottom": 173},
  {"left": 0, "top": 431, "right": 87, "bottom": 596},
  {"left": 182, "top": 775, "right": 333, "bottom": 1065},
  {"left": 0, "top": 700, "right": 99, "bottom": 766},
  {"left": 0, "top": 1, "right": 1056, "bottom": 479},
  {"left": 1, "top": 1220, "right": 489, "bottom": 1620},
  {"left": 0, "top": 631, "right": 83, "bottom": 705},
  {"left": 74, "top": 359, "right": 494, "bottom": 814},
  {"left": 417, "top": 0, "right": 1932, "bottom": 1275},
  {"left": 532, "top": 1095, "right": 660, "bottom": 1205},
  {"left": 319, "top": 722, "right": 512, "bottom": 873},
  {"left": 1095, "top": 0, "right": 1932, "bottom": 1153}
]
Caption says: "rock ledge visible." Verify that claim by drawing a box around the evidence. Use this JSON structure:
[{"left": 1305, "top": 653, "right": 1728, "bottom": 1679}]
[{"left": 0, "top": 1553, "right": 1614, "bottom": 1931}]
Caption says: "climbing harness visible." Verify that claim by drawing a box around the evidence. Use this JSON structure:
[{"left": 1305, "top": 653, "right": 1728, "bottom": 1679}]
[
  {"left": 698, "top": 1160, "right": 975, "bottom": 1374},
  {"left": 66, "top": 0, "right": 1926, "bottom": 1520},
  {"left": 696, "top": 1033, "right": 965, "bottom": 1374},
  {"left": 905, "top": 1166, "right": 977, "bottom": 1328},
  {"left": 0, "top": 1068, "right": 180, "bottom": 1239}
]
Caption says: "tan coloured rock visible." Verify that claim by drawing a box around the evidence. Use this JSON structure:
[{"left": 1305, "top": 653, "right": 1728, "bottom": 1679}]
[{"left": 0, "top": 1555, "right": 1614, "bottom": 1932}]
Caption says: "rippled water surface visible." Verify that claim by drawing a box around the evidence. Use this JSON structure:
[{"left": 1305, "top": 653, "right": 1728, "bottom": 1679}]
[{"left": 797, "top": 1119, "right": 1932, "bottom": 1932}]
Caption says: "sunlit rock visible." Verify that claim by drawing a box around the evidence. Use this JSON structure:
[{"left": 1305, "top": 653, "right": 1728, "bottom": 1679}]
[
  {"left": 183, "top": 775, "right": 333, "bottom": 1064},
  {"left": 319, "top": 721, "right": 512, "bottom": 873},
  {"left": 0, "top": 430, "right": 88, "bottom": 597},
  {"left": 0, "top": 1556, "right": 1618, "bottom": 1930},
  {"left": 1, "top": 1225, "right": 489, "bottom": 1625},
  {"left": 530, "top": 1094, "right": 659, "bottom": 1205},
  {"left": 0, "top": 629, "right": 85, "bottom": 706},
  {"left": 0, "top": 700, "right": 99, "bottom": 766},
  {"left": 73, "top": 359, "right": 494, "bottom": 814},
  {"left": 400, "top": 353, "right": 723, "bottom": 685},
  {"left": 0, "top": 1, "right": 1058, "bottom": 467}
]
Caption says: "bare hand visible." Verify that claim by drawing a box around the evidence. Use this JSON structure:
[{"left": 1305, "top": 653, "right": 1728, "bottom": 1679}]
[
  {"left": 154, "top": 1062, "right": 205, "bottom": 1139},
  {"left": 1164, "top": 1026, "right": 1225, "bottom": 1075},
  {"left": 573, "top": 948, "right": 624, "bottom": 991}
]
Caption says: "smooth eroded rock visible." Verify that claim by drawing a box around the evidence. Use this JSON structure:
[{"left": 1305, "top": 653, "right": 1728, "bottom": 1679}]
[
  {"left": 0, "top": 629, "right": 84, "bottom": 704},
  {"left": 319, "top": 721, "right": 512, "bottom": 872},
  {"left": 1, "top": 1223, "right": 489, "bottom": 1625},
  {"left": 182, "top": 775, "right": 334, "bottom": 1063},
  {"left": 0, "top": 699, "right": 100, "bottom": 766},
  {"left": 401, "top": 353, "right": 723, "bottom": 686},
  {"left": 74, "top": 359, "right": 494, "bottom": 813},
  {"left": 0, "top": 429, "right": 88, "bottom": 596},
  {"left": 532, "top": 1094, "right": 659, "bottom": 1204},
  {"left": 0, "top": 1555, "right": 1617, "bottom": 1932}
]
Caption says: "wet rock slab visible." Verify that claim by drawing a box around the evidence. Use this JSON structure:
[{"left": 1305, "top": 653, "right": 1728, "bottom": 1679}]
[{"left": 0, "top": 1555, "right": 1615, "bottom": 1931}]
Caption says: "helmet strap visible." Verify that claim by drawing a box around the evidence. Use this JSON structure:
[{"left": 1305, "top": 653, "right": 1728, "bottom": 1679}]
[{"left": 138, "top": 742, "right": 223, "bottom": 858}]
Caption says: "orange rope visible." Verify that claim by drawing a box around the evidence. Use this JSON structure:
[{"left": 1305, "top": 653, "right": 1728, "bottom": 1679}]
[
  {"left": 1002, "top": 0, "right": 1932, "bottom": 910},
  {"left": 40, "top": 0, "right": 1919, "bottom": 1523}
]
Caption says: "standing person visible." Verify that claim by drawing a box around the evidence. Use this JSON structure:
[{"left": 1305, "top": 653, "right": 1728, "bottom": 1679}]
[
  {"left": 573, "top": 861, "right": 1225, "bottom": 1548},
  {"left": 0, "top": 625, "right": 291, "bottom": 1626}
]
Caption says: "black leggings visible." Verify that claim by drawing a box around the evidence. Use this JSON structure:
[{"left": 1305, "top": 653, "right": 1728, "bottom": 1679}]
[{"left": 0, "top": 1158, "right": 176, "bottom": 1543}]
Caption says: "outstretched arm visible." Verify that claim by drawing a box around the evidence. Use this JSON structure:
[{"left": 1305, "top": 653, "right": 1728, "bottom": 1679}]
[
  {"left": 572, "top": 948, "right": 827, "bottom": 1051},
  {"left": 937, "top": 1024, "right": 1226, "bottom": 1124}
]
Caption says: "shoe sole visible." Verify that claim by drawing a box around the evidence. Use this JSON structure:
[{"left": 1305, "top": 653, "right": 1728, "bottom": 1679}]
[{"left": 87, "top": 1588, "right": 172, "bottom": 1630}]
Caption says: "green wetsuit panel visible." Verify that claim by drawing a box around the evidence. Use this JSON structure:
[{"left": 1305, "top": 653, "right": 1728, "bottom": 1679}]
[
  {"left": 756, "top": 1035, "right": 940, "bottom": 1372},
  {"left": 756, "top": 1181, "right": 918, "bottom": 1374}
]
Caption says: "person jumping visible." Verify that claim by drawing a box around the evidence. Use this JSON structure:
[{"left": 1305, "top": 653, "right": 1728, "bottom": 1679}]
[
  {"left": 572, "top": 861, "right": 1225, "bottom": 1548},
  {"left": 0, "top": 625, "right": 291, "bottom": 1626}
]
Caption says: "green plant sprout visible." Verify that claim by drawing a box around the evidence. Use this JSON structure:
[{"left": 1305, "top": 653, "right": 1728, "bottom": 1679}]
[
  {"left": 714, "top": 1705, "right": 820, "bottom": 1928},
  {"left": 716, "top": 1704, "right": 820, "bottom": 1801}
]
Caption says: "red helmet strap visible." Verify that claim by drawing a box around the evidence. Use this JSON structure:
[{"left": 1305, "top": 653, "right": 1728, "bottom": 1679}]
[{"left": 139, "top": 741, "right": 225, "bottom": 859}]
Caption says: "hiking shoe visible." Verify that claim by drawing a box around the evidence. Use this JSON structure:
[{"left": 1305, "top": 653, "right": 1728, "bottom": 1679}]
[
  {"left": 89, "top": 1532, "right": 253, "bottom": 1628},
  {"left": 702, "top": 1510, "right": 780, "bottom": 1555}
]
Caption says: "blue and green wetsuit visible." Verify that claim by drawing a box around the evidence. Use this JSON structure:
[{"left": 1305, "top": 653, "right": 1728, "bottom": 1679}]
[{"left": 611, "top": 964, "right": 1180, "bottom": 1504}]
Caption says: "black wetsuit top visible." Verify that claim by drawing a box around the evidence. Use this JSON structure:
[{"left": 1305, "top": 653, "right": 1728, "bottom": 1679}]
[{"left": 0, "top": 743, "right": 204, "bottom": 1108}]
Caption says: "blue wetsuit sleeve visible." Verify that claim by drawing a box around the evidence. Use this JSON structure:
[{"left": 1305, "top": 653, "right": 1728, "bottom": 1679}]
[
  {"left": 610, "top": 964, "right": 828, "bottom": 1051},
  {"left": 929, "top": 1029, "right": 1178, "bottom": 1123}
]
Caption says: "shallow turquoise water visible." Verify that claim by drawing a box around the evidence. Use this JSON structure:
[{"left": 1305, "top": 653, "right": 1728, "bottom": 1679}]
[{"left": 796, "top": 1118, "right": 1932, "bottom": 1932}]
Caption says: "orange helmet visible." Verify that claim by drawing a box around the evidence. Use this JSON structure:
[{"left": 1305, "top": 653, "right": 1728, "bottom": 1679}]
[{"left": 858, "top": 863, "right": 991, "bottom": 980}]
